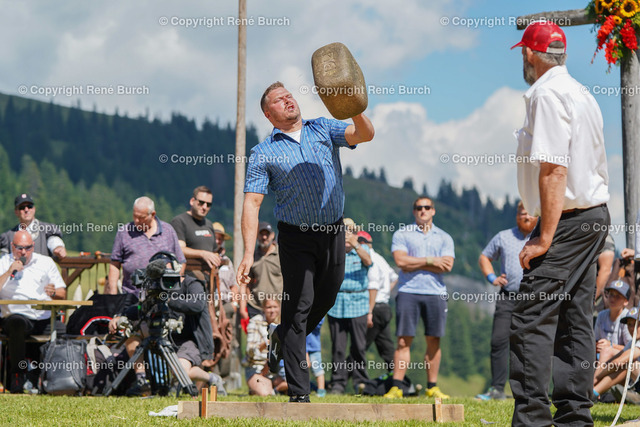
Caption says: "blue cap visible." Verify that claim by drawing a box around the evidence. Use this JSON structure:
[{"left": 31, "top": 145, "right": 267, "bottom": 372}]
[
  {"left": 621, "top": 307, "right": 639, "bottom": 324},
  {"left": 606, "top": 279, "right": 631, "bottom": 300}
]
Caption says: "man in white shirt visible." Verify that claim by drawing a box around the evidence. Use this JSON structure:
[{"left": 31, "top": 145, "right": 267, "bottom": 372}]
[
  {"left": 510, "top": 21, "right": 610, "bottom": 426},
  {"left": 0, "top": 230, "right": 67, "bottom": 393},
  {"left": 357, "top": 231, "right": 397, "bottom": 373}
]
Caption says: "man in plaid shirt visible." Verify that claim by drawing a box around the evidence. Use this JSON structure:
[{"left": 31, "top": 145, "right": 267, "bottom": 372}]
[{"left": 327, "top": 219, "right": 373, "bottom": 394}]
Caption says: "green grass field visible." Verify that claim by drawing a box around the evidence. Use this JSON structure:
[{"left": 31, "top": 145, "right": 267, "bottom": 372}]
[{"left": 2, "top": 391, "right": 640, "bottom": 426}]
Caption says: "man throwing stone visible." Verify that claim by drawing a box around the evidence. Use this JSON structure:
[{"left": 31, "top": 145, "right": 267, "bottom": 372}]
[
  {"left": 237, "top": 81, "right": 374, "bottom": 402},
  {"left": 509, "top": 21, "right": 610, "bottom": 426}
]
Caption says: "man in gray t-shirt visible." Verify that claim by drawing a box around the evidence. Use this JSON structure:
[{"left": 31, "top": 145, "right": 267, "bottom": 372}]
[{"left": 476, "top": 202, "right": 537, "bottom": 401}]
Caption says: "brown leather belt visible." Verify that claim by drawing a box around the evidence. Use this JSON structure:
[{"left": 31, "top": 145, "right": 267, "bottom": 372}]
[{"left": 561, "top": 203, "right": 606, "bottom": 214}]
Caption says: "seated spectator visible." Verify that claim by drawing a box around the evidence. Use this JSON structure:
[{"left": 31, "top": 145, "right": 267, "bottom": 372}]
[
  {"left": 594, "top": 307, "right": 640, "bottom": 401},
  {"left": 0, "top": 194, "right": 66, "bottom": 259},
  {"left": 243, "top": 297, "right": 287, "bottom": 396},
  {"left": 0, "top": 231, "right": 66, "bottom": 393},
  {"left": 595, "top": 280, "right": 632, "bottom": 364},
  {"left": 306, "top": 317, "right": 326, "bottom": 397},
  {"left": 108, "top": 252, "right": 223, "bottom": 396},
  {"left": 106, "top": 197, "right": 185, "bottom": 296}
]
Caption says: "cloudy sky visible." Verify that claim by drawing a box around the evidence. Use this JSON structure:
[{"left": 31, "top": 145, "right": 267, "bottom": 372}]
[{"left": 0, "top": 0, "right": 630, "bottom": 246}]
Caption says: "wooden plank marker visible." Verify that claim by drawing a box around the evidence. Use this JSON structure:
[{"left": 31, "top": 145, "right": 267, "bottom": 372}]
[
  {"left": 434, "top": 397, "right": 443, "bottom": 423},
  {"left": 210, "top": 385, "right": 217, "bottom": 402},
  {"left": 200, "top": 387, "right": 208, "bottom": 418},
  {"left": 178, "top": 401, "right": 464, "bottom": 422}
]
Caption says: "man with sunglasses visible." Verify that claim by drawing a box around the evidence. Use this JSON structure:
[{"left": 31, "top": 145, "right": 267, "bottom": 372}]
[
  {"left": 384, "top": 196, "right": 454, "bottom": 400},
  {"left": 0, "top": 230, "right": 66, "bottom": 393},
  {"left": 0, "top": 193, "right": 66, "bottom": 260},
  {"left": 171, "top": 186, "right": 221, "bottom": 278}
]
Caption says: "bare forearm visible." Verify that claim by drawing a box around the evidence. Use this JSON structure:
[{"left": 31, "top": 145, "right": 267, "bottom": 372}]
[
  {"left": 106, "top": 263, "right": 121, "bottom": 294},
  {"left": 538, "top": 163, "right": 567, "bottom": 247},
  {"left": 368, "top": 289, "right": 377, "bottom": 314},
  {"left": 241, "top": 194, "right": 263, "bottom": 258},
  {"left": 395, "top": 253, "right": 431, "bottom": 272},
  {"left": 478, "top": 255, "right": 495, "bottom": 277},
  {"left": 346, "top": 113, "right": 374, "bottom": 145},
  {"left": 181, "top": 246, "right": 205, "bottom": 259},
  {"left": 355, "top": 246, "right": 372, "bottom": 266}
]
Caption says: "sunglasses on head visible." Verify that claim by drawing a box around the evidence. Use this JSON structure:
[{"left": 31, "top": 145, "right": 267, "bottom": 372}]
[
  {"left": 414, "top": 205, "right": 433, "bottom": 211},
  {"left": 17, "top": 204, "right": 34, "bottom": 211},
  {"left": 196, "top": 199, "right": 212, "bottom": 208}
]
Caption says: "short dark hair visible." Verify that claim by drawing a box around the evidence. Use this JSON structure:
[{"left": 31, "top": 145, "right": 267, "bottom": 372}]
[
  {"left": 413, "top": 196, "right": 434, "bottom": 210},
  {"left": 260, "top": 81, "right": 285, "bottom": 112},
  {"left": 192, "top": 186, "right": 212, "bottom": 199}
]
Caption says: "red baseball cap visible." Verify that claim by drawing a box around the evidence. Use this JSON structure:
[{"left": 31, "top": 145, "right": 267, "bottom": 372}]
[
  {"left": 511, "top": 21, "right": 567, "bottom": 54},
  {"left": 357, "top": 230, "right": 372, "bottom": 243}
]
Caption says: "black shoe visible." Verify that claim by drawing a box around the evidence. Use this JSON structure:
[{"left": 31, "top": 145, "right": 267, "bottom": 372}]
[
  {"left": 267, "top": 323, "right": 282, "bottom": 374},
  {"left": 126, "top": 377, "right": 151, "bottom": 397},
  {"left": 289, "top": 394, "right": 310, "bottom": 403}
]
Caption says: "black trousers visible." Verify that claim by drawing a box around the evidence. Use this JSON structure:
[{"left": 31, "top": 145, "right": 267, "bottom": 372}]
[
  {"left": 490, "top": 292, "right": 517, "bottom": 391},
  {"left": 328, "top": 314, "right": 369, "bottom": 391},
  {"left": 1, "top": 314, "right": 65, "bottom": 378},
  {"left": 277, "top": 220, "right": 345, "bottom": 396},
  {"left": 365, "top": 302, "right": 395, "bottom": 371},
  {"left": 510, "top": 204, "right": 609, "bottom": 427}
]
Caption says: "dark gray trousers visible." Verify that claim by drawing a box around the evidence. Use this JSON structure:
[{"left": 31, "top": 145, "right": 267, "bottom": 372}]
[
  {"left": 491, "top": 293, "right": 517, "bottom": 391},
  {"left": 510, "top": 204, "right": 609, "bottom": 427},
  {"left": 365, "top": 302, "right": 395, "bottom": 371},
  {"left": 328, "top": 314, "right": 369, "bottom": 391}
]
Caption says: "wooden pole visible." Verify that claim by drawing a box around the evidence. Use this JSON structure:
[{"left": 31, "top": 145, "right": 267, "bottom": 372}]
[
  {"left": 621, "top": 48, "right": 640, "bottom": 249},
  {"left": 515, "top": 9, "right": 593, "bottom": 30},
  {"left": 233, "top": 0, "right": 247, "bottom": 266}
]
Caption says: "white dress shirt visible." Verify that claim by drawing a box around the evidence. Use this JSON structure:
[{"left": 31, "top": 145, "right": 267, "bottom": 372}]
[
  {"left": 515, "top": 65, "right": 609, "bottom": 216},
  {"left": 0, "top": 253, "right": 66, "bottom": 320}
]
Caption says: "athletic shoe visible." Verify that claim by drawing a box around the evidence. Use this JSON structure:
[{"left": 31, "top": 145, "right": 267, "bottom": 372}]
[
  {"left": 383, "top": 386, "right": 403, "bottom": 399},
  {"left": 267, "top": 323, "right": 282, "bottom": 374},
  {"left": 208, "top": 373, "right": 227, "bottom": 397},
  {"left": 611, "top": 384, "right": 640, "bottom": 405},
  {"left": 426, "top": 386, "right": 450, "bottom": 399},
  {"left": 316, "top": 389, "right": 326, "bottom": 398},
  {"left": 289, "top": 394, "right": 310, "bottom": 402},
  {"left": 475, "top": 386, "right": 506, "bottom": 401}
]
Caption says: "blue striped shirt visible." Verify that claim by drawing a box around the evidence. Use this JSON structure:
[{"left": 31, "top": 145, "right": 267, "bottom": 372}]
[
  {"left": 391, "top": 224, "right": 455, "bottom": 295},
  {"left": 328, "top": 245, "right": 371, "bottom": 319},
  {"left": 481, "top": 227, "right": 529, "bottom": 292},
  {"left": 244, "top": 117, "right": 353, "bottom": 226}
]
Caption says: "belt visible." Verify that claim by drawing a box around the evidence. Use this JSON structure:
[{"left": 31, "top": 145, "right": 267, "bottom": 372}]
[
  {"left": 561, "top": 203, "right": 606, "bottom": 215},
  {"left": 339, "top": 289, "right": 367, "bottom": 294},
  {"left": 277, "top": 217, "right": 344, "bottom": 233}
]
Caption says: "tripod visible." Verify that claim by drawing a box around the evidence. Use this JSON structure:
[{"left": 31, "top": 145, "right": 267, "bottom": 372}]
[{"left": 103, "top": 307, "right": 198, "bottom": 397}]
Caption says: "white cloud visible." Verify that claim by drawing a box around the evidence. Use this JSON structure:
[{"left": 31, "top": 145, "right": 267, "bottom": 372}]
[
  {"left": 342, "top": 87, "right": 526, "bottom": 205},
  {"left": 0, "top": 0, "right": 475, "bottom": 131}
]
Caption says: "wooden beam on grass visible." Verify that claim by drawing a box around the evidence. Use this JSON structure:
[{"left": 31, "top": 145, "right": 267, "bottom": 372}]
[{"left": 177, "top": 401, "right": 464, "bottom": 422}]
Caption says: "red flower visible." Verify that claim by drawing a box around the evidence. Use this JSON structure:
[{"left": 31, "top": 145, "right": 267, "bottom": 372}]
[
  {"left": 620, "top": 20, "right": 638, "bottom": 50},
  {"left": 598, "top": 15, "right": 617, "bottom": 49},
  {"left": 605, "top": 37, "right": 619, "bottom": 64}
]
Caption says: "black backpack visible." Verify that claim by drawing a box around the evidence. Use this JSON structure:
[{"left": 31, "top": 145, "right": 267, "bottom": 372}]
[{"left": 85, "top": 337, "right": 134, "bottom": 395}]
